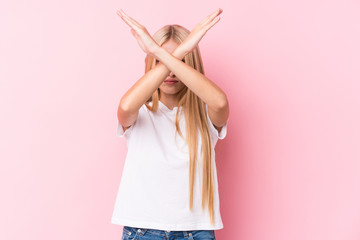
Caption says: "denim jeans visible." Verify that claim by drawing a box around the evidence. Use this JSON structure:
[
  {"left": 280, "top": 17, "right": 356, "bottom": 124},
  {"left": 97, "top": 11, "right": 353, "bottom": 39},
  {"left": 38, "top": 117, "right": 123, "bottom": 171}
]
[{"left": 121, "top": 226, "right": 216, "bottom": 240}]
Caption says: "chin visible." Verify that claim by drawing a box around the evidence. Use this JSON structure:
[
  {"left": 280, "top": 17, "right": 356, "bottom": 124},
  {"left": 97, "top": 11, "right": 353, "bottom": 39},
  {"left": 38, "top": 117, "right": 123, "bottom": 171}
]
[
  {"left": 164, "top": 90, "right": 180, "bottom": 95},
  {"left": 159, "top": 88, "right": 180, "bottom": 95}
]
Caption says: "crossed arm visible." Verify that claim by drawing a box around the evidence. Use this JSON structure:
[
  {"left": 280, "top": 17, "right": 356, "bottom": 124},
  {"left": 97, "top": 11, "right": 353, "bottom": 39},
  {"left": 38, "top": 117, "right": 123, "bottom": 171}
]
[
  {"left": 117, "top": 9, "right": 229, "bottom": 131},
  {"left": 153, "top": 45, "right": 229, "bottom": 131}
]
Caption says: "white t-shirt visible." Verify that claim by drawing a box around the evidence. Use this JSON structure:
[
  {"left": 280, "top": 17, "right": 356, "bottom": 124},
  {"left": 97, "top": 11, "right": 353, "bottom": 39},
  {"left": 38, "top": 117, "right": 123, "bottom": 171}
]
[{"left": 111, "top": 100, "right": 228, "bottom": 231}]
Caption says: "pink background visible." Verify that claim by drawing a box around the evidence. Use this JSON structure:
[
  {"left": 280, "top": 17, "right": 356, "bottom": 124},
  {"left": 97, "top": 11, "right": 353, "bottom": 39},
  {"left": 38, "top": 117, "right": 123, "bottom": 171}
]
[{"left": 1, "top": 0, "right": 359, "bottom": 240}]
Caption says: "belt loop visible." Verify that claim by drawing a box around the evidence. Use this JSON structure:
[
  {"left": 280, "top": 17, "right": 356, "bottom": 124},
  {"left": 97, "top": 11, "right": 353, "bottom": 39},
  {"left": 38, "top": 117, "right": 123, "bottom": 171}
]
[{"left": 183, "top": 231, "right": 189, "bottom": 238}]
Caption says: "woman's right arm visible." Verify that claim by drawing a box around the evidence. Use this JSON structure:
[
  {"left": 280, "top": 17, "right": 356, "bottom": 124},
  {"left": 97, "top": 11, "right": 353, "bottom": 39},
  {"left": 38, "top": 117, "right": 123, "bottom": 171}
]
[
  {"left": 117, "top": 47, "right": 187, "bottom": 130},
  {"left": 116, "top": 8, "right": 220, "bottom": 130}
]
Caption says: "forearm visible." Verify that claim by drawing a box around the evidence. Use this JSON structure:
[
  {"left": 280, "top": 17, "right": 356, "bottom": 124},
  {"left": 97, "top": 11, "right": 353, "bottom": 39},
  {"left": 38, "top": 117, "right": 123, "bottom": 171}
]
[
  {"left": 120, "top": 47, "right": 187, "bottom": 113},
  {"left": 153, "top": 46, "right": 227, "bottom": 110}
]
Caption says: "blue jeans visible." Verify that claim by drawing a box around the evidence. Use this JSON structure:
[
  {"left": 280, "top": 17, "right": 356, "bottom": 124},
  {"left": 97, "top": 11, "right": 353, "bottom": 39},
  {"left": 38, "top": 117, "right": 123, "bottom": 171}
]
[{"left": 121, "top": 226, "right": 216, "bottom": 240}]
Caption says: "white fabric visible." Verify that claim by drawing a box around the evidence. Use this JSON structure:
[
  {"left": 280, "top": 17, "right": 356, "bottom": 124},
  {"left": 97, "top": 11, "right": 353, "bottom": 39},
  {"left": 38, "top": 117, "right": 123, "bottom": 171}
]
[{"left": 111, "top": 101, "right": 228, "bottom": 231}]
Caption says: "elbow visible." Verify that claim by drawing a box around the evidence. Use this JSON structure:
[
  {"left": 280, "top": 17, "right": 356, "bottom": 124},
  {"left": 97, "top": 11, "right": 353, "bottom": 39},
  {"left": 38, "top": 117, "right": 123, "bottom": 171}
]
[
  {"left": 118, "top": 98, "right": 132, "bottom": 113},
  {"left": 117, "top": 99, "right": 129, "bottom": 120},
  {"left": 218, "top": 95, "right": 229, "bottom": 110}
]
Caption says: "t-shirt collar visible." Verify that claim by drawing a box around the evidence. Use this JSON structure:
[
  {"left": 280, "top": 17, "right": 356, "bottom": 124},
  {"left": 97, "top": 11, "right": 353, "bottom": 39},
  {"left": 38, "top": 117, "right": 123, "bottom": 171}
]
[{"left": 158, "top": 100, "right": 179, "bottom": 112}]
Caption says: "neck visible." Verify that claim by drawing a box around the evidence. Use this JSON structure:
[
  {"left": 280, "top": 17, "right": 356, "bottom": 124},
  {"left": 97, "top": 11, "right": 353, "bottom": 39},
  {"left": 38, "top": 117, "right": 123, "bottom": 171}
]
[{"left": 159, "top": 93, "right": 179, "bottom": 110}]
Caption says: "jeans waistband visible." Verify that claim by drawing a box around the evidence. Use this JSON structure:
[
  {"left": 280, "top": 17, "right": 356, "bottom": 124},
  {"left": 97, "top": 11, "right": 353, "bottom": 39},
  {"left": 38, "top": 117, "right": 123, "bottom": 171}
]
[{"left": 123, "top": 225, "right": 214, "bottom": 238}]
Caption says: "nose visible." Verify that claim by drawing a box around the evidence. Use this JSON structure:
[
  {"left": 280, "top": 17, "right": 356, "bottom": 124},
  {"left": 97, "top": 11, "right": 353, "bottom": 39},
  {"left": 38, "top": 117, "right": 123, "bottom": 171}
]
[{"left": 169, "top": 71, "right": 175, "bottom": 78}]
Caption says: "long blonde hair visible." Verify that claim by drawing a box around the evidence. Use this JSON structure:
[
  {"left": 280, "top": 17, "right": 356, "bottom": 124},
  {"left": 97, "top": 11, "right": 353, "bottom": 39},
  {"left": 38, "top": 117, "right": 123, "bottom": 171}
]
[{"left": 144, "top": 24, "right": 216, "bottom": 225}]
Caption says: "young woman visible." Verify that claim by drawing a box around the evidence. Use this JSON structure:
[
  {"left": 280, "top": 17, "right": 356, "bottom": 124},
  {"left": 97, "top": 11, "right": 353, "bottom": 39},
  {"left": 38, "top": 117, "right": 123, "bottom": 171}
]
[{"left": 112, "top": 8, "right": 229, "bottom": 240}]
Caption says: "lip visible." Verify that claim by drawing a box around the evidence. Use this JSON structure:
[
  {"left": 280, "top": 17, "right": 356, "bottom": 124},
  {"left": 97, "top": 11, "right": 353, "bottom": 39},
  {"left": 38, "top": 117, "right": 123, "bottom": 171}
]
[
  {"left": 164, "top": 78, "right": 178, "bottom": 82},
  {"left": 165, "top": 81, "right": 178, "bottom": 85},
  {"left": 164, "top": 79, "right": 178, "bottom": 85}
]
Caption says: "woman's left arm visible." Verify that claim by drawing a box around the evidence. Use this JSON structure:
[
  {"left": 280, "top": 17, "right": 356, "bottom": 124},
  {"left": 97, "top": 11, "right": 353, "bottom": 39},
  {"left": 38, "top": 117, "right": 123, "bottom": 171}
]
[
  {"left": 117, "top": 8, "right": 229, "bottom": 129},
  {"left": 152, "top": 43, "right": 229, "bottom": 129}
]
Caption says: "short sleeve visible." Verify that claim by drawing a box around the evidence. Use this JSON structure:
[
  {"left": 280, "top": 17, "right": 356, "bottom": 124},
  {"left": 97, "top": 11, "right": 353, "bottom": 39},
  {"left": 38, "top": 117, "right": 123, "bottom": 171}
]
[
  {"left": 116, "top": 104, "right": 145, "bottom": 138},
  {"left": 116, "top": 120, "right": 134, "bottom": 138},
  {"left": 205, "top": 103, "right": 228, "bottom": 140}
]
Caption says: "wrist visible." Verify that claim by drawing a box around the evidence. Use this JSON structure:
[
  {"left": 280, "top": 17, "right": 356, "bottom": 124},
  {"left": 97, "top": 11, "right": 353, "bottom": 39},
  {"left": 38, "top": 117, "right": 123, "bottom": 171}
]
[
  {"left": 172, "top": 45, "right": 188, "bottom": 59},
  {"left": 152, "top": 44, "right": 187, "bottom": 60},
  {"left": 151, "top": 45, "right": 164, "bottom": 59}
]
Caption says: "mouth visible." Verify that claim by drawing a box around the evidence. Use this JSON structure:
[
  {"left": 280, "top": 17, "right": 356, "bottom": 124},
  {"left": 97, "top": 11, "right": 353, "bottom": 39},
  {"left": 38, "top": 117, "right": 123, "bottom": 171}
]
[{"left": 164, "top": 78, "right": 178, "bottom": 84}]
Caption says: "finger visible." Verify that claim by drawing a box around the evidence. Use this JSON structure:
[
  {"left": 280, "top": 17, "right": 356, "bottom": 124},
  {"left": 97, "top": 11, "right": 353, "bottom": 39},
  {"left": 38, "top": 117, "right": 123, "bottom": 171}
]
[
  {"left": 118, "top": 12, "right": 145, "bottom": 35},
  {"left": 118, "top": 13, "right": 135, "bottom": 29},
  {"left": 130, "top": 29, "right": 141, "bottom": 41},
  {"left": 118, "top": 9, "right": 143, "bottom": 30},
  {"left": 117, "top": 10, "right": 139, "bottom": 31},
  {"left": 203, "top": 15, "right": 221, "bottom": 32},
  {"left": 122, "top": 14, "right": 146, "bottom": 35},
  {"left": 206, "top": 8, "right": 222, "bottom": 23},
  {"left": 199, "top": 8, "right": 222, "bottom": 25},
  {"left": 117, "top": 10, "right": 135, "bottom": 28},
  {"left": 206, "top": 15, "right": 221, "bottom": 30}
]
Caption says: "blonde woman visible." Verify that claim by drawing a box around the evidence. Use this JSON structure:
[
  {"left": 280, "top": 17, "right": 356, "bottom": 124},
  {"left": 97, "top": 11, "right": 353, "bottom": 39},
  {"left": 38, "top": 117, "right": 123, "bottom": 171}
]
[{"left": 112, "top": 8, "right": 229, "bottom": 240}]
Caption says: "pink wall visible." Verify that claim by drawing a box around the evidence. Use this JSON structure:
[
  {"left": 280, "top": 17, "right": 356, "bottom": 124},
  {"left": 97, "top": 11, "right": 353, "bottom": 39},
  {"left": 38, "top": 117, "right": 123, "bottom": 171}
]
[{"left": 1, "top": 0, "right": 359, "bottom": 240}]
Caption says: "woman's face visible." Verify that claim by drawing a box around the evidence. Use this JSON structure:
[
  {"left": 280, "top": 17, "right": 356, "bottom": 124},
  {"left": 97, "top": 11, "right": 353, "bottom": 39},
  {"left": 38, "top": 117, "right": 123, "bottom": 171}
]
[{"left": 156, "top": 39, "right": 187, "bottom": 97}]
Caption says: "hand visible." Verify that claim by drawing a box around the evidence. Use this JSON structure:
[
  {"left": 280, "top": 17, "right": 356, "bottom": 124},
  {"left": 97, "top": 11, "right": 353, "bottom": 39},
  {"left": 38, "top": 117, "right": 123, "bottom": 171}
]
[
  {"left": 180, "top": 8, "right": 223, "bottom": 55},
  {"left": 117, "top": 9, "right": 160, "bottom": 57}
]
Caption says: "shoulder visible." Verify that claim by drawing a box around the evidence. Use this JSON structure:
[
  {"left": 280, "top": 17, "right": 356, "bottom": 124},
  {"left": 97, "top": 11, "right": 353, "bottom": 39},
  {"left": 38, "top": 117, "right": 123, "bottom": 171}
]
[{"left": 116, "top": 103, "right": 149, "bottom": 139}]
